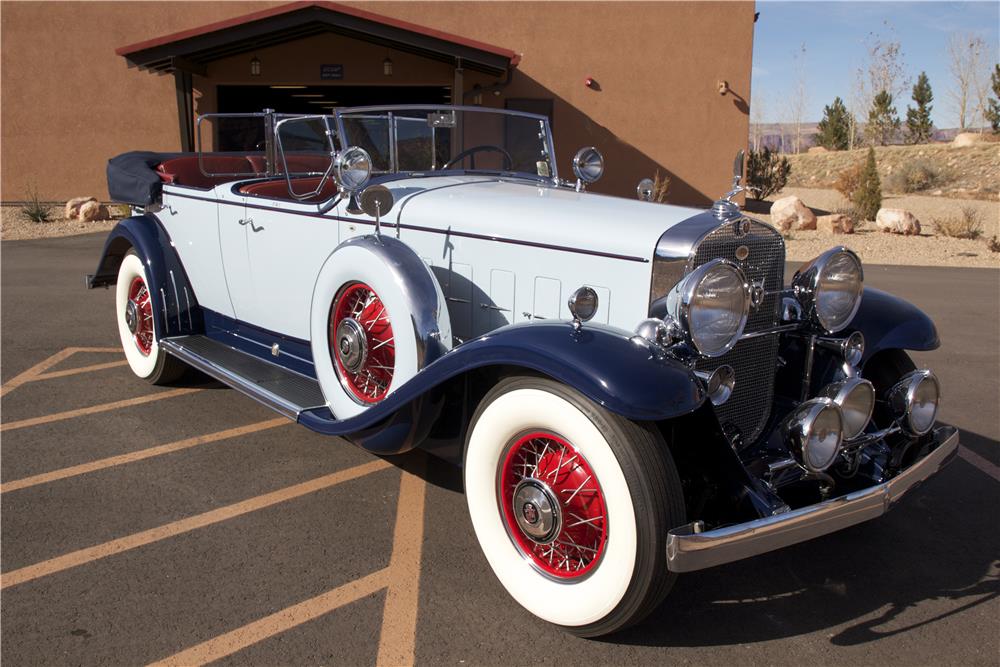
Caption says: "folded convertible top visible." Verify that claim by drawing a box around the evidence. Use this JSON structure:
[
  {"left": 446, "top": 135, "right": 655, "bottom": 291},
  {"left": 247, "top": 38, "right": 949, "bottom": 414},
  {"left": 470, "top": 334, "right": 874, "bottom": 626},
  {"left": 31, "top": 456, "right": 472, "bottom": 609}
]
[{"left": 106, "top": 151, "right": 184, "bottom": 206}]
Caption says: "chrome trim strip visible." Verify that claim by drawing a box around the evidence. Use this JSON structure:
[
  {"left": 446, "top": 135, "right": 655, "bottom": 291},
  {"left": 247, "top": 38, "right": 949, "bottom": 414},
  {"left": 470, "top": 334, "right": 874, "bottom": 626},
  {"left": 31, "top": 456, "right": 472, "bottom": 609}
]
[
  {"left": 739, "top": 323, "right": 801, "bottom": 340},
  {"left": 665, "top": 425, "right": 959, "bottom": 573},
  {"left": 169, "top": 270, "right": 181, "bottom": 332},
  {"left": 159, "top": 339, "right": 300, "bottom": 420}
]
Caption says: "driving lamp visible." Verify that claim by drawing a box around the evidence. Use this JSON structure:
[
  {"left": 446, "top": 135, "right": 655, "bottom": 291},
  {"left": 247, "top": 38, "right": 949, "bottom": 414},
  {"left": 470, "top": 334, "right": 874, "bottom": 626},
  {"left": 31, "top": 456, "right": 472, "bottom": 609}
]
[
  {"left": 572, "top": 147, "right": 605, "bottom": 188},
  {"left": 783, "top": 398, "right": 845, "bottom": 472},
  {"left": 888, "top": 369, "right": 940, "bottom": 436},
  {"left": 818, "top": 377, "right": 875, "bottom": 439},
  {"left": 792, "top": 247, "right": 864, "bottom": 333},
  {"left": 567, "top": 286, "right": 599, "bottom": 325},
  {"left": 664, "top": 259, "right": 750, "bottom": 357},
  {"left": 335, "top": 147, "right": 372, "bottom": 192}
]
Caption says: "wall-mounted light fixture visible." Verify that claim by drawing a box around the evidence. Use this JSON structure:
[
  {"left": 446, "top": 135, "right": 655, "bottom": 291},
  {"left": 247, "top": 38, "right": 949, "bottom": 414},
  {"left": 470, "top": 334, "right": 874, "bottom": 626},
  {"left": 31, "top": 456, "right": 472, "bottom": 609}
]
[
  {"left": 471, "top": 84, "right": 483, "bottom": 105},
  {"left": 383, "top": 57, "right": 393, "bottom": 76},
  {"left": 250, "top": 55, "right": 261, "bottom": 77},
  {"left": 717, "top": 80, "right": 730, "bottom": 96}
]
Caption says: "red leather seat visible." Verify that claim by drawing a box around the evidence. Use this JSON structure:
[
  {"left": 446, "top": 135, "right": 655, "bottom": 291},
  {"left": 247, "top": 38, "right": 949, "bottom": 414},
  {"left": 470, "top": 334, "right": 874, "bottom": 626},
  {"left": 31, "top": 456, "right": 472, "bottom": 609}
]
[
  {"left": 240, "top": 177, "right": 339, "bottom": 203},
  {"left": 157, "top": 156, "right": 255, "bottom": 189}
]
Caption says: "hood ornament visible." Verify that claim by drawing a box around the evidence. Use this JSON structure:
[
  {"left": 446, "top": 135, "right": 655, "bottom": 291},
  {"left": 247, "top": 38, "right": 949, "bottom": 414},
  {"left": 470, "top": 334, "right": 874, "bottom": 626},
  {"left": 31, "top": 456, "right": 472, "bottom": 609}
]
[{"left": 712, "top": 149, "right": 745, "bottom": 221}]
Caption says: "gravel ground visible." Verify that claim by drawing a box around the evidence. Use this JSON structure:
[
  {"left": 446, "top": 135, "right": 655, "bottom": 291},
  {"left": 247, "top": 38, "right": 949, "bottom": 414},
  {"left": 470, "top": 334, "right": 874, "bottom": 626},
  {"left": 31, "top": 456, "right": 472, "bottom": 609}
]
[
  {"left": 751, "top": 187, "right": 1000, "bottom": 269},
  {"left": 0, "top": 205, "right": 120, "bottom": 241}
]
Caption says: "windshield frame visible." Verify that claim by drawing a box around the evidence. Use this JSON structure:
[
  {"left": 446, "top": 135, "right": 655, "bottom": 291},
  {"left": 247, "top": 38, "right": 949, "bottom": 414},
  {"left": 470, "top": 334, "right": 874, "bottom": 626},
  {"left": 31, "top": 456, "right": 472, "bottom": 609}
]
[{"left": 332, "top": 104, "right": 559, "bottom": 184}]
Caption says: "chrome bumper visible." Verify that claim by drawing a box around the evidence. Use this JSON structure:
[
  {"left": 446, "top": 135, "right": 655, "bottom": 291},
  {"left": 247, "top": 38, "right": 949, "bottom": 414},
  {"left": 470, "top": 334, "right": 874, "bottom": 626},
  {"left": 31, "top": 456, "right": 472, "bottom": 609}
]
[{"left": 665, "top": 425, "right": 959, "bottom": 573}]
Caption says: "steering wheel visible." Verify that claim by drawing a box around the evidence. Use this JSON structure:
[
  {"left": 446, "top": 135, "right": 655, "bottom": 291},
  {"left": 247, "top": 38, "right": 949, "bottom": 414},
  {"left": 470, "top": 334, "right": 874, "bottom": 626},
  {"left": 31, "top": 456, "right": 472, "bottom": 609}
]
[{"left": 442, "top": 145, "right": 513, "bottom": 171}]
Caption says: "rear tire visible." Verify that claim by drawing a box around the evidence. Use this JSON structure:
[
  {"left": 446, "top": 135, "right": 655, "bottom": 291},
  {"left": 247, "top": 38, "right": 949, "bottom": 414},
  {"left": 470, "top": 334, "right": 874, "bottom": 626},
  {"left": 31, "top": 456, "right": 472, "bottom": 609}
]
[
  {"left": 464, "top": 376, "right": 686, "bottom": 637},
  {"left": 115, "top": 250, "right": 186, "bottom": 385}
]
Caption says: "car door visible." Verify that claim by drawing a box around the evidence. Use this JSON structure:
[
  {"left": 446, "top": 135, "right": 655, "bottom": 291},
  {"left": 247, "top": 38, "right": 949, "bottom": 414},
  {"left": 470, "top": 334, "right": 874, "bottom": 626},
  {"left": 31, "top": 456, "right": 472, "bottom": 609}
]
[{"left": 217, "top": 191, "right": 257, "bottom": 322}]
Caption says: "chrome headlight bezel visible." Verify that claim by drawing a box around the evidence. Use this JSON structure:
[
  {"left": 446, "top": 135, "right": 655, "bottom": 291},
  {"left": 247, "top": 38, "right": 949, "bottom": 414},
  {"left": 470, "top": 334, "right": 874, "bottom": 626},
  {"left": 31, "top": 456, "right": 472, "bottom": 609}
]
[
  {"left": 334, "top": 146, "right": 373, "bottom": 192},
  {"left": 783, "top": 397, "right": 845, "bottom": 472},
  {"left": 818, "top": 377, "right": 875, "bottom": 440},
  {"left": 666, "top": 259, "right": 750, "bottom": 358},
  {"left": 888, "top": 369, "right": 940, "bottom": 436},
  {"left": 793, "top": 247, "right": 864, "bottom": 334}
]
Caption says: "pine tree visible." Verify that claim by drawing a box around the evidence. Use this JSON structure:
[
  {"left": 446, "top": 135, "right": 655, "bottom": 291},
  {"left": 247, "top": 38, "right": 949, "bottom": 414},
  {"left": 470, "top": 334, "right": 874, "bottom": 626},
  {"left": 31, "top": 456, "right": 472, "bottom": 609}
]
[
  {"left": 986, "top": 64, "right": 1000, "bottom": 134},
  {"left": 853, "top": 147, "right": 882, "bottom": 221},
  {"left": 866, "top": 90, "right": 901, "bottom": 146},
  {"left": 816, "top": 97, "right": 851, "bottom": 150},
  {"left": 905, "top": 72, "right": 934, "bottom": 144}
]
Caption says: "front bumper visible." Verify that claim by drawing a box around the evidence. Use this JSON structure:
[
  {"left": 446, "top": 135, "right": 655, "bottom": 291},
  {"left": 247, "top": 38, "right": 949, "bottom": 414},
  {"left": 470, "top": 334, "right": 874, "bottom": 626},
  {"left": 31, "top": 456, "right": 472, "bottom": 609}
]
[{"left": 665, "top": 425, "right": 959, "bottom": 573}]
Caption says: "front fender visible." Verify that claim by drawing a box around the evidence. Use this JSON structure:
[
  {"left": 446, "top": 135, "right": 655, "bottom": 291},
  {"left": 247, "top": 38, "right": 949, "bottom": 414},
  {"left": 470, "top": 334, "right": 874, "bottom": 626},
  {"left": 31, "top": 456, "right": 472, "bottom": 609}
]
[
  {"left": 298, "top": 320, "right": 706, "bottom": 448},
  {"left": 87, "top": 214, "right": 202, "bottom": 339},
  {"left": 853, "top": 288, "right": 939, "bottom": 362}
]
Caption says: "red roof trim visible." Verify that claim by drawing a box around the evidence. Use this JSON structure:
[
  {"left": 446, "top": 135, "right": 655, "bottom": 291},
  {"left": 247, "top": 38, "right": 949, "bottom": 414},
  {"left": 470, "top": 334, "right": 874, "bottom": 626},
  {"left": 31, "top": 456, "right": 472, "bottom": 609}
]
[{"left": 116, "top": 1, "right": 520, "bottom": 66}]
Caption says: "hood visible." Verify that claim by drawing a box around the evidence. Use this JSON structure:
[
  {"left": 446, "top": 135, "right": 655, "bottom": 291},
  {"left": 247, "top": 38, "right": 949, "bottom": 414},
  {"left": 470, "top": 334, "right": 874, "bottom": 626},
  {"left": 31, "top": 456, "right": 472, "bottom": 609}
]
[{"left": 383, "top": 176, "right": 703, "bottom": 261}]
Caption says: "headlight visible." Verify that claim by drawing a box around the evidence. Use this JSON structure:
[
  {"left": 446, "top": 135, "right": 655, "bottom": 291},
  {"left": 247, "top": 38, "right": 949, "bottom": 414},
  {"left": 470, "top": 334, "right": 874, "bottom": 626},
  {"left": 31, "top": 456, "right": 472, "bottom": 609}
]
[
  {"left": 819, "top": 377, "right": 875, "bottom": 439},
  {"left": 889, "top": 370, "right": 940, "bottom": 435},
  {"left": 783, "top": 398, "right": 845, "bottom": 472},
  {"left": 335, "top": 146, "right": 372, "bottom": 192},
  {"left": 793, "top": 247, "right": 864, "bottom": 333},
  {"left": 665, "top": 259, "right": 749, "bottom": 357}
]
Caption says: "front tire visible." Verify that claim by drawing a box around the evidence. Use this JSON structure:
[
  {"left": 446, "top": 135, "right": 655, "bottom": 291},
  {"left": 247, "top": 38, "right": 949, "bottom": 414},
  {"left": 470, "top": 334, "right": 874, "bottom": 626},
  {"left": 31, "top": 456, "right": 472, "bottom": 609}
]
[
  {"left": 115, "top": 250, "right": 186, "bottom": 384},
  {"left": 464, "top": 376, "right": 685, "bottom": 637}
]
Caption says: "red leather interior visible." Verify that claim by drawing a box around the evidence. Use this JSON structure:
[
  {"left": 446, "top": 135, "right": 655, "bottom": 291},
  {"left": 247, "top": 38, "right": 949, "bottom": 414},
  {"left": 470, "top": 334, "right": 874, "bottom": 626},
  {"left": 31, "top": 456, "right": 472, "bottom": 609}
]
[
  {"left": 156, "top": 156, "right": 255, "bottom": 189},
  {"left": 240, "top": 177, "right": 339, "bottom": 203}
]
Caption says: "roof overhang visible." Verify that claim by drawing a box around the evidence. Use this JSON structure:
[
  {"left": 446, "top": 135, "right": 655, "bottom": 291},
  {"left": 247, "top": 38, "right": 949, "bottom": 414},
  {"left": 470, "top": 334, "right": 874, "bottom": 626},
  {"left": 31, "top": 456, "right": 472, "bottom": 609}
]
[{"left": 117, "top": 1, "right": 520, "bottom": 77}]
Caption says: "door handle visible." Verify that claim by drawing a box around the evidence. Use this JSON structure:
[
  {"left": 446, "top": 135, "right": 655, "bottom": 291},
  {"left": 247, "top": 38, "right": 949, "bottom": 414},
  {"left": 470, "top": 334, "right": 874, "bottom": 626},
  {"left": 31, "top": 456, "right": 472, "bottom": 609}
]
[{"left": 237, "top": 217, "right": 252, "bottom": 226}]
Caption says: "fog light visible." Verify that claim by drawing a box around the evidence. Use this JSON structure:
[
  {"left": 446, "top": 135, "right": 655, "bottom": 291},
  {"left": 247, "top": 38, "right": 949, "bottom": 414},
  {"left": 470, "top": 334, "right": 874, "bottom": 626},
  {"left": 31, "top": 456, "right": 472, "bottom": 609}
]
[
  {"left": 889, "top": 370, "right": 940, "bottom": 435},
  {"left": 817, "top": 330, "right": 865, "bottom": 367},
  {"left": 819, "top": 377, "right": 874, "bottom": 439},
  {"left": 783, "top": 398, "right": 844, "bottom": 472},
  {"left": 695, "top": 365, "right": 735, "bottom": 406}
]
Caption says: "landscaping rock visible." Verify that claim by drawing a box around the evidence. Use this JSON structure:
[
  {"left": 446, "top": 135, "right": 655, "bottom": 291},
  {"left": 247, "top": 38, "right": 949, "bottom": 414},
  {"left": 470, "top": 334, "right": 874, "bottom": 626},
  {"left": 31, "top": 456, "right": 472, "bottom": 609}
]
[
  {"left": 952, "top": 132, "right": 986, "bottom": 147},
  {"left": 78, "top": 200, "right": 111, "bottom": 222},
  {"left": 816, "top": 213, "right": 855, "bottom": 234},
  {"left": 65, "top": 196, "right": 96, "bottom": 220},
  {"left": 807, "top": 146, "right": 828, "bottom": 154},
  {"left": 876, "top": 208, "right": 921, "bottom": 235},
  {"left": 770, "top": 195, "right": 817, "bottom": 231}
]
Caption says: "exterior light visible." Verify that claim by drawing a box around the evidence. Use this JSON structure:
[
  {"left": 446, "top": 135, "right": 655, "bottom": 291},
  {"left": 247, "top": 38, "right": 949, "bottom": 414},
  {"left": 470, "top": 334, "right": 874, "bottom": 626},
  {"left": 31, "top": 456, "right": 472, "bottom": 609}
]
[
  {"left": 250, "top": 55, "right": 261, "bottom": 77},
  {"left": 472, "top": 84, "right": 483, "bottom": 105},
  {"left": 383, "top": 57, "right": 393, "bottom": 76}
]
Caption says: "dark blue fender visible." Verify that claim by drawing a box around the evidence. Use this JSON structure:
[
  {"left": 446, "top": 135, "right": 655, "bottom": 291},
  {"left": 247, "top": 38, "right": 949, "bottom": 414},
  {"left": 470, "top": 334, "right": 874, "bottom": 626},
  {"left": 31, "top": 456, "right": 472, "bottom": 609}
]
[
  {"left": 852, "top": 288, "right": 939, "bottom": 362},
  {"left": 87, "top": 214, "right": 203, "bottom": 339},
  {"left": 298, "top": 320, "right": 706, "bottom": 454}
]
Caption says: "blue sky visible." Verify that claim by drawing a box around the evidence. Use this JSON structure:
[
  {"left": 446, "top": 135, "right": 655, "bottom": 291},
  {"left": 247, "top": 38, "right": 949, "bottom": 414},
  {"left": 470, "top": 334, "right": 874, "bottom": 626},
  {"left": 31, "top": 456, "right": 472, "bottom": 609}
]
[{"left": 751, "top": 1, "right": 1000, "bottom": 127}]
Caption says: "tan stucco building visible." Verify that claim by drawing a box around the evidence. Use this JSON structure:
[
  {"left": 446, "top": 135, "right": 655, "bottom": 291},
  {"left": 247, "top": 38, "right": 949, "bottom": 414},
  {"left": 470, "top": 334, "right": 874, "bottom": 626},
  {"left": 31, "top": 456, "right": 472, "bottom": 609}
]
[{"left": 1, "top": 1, "right": 755, "bottom": 205}]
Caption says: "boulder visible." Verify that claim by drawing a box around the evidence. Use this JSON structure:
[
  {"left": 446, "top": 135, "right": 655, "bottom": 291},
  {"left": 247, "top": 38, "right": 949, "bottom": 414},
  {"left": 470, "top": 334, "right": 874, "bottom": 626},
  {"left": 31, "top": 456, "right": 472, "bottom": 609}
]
[
  {"left": 816, "top": 213, "right": 855, "bottom": 234},
  {"left": 952, "top": 132, "right": 985, "bottom": 147},
  {"left": 875, "top": 208, "right": 921, "bottom": 235},
  {"left": 770, "top": 195, "right": 817, "bottom": 232},
  {"left": 807, "top": 146, "right": 828, "bottom": 154},
  {"left": 78, "top": 200, "right": 111, "bottom": 222},
  {"left": 65, "top": 196, "right": 96, "bottom": 220}
]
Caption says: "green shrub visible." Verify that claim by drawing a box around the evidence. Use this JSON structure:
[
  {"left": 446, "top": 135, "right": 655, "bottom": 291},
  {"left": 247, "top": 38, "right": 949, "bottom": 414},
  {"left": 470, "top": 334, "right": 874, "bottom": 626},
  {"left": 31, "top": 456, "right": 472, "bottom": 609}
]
[
  {"left": 935, "top": 206, "right": 984, "bottom": 239},
  {"left": 20, "top": 187, "right": 51, "bottom": 223},
  {"left": 746, "top": 147, "right": 791, "bottom": 200},
  {"left": 852, "top": 148, "right": 882, "bottom": 221},
  {"left": 886, "top": 161, "right": 938, "bottom": 193}
]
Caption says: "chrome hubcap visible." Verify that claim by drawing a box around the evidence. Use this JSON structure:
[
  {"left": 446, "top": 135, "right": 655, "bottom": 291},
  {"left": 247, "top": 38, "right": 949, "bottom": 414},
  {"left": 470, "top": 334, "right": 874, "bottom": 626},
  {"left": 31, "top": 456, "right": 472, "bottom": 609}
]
[
  {"left": 125, "top": 300, "right": 139, "bottom": 334},
  {"left": 335, "top": 318, "right": 368, "bottom": 374},
  {"left": 512, "top": 479, "right": 560, "bottom": 544}
]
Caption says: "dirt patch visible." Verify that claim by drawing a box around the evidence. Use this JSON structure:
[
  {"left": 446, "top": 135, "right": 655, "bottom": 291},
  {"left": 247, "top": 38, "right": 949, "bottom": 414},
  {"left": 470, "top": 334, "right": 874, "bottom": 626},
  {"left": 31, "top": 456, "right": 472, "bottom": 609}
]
[
  {"left": 1, "top": 204, "right": 120, "bottom": 241},
  {"left": 751, "top": 187, "right": 1000, "bottom": 269},
  {"left": 784, "top": 143, "right": 1000, "bottom": 201}
]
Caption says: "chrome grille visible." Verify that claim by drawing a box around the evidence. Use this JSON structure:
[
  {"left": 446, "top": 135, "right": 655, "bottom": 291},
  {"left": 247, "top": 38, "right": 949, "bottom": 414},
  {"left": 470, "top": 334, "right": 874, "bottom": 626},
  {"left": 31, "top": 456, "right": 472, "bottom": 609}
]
[{"left": 692, "top": 219, "right": 785, "bottom": 445}]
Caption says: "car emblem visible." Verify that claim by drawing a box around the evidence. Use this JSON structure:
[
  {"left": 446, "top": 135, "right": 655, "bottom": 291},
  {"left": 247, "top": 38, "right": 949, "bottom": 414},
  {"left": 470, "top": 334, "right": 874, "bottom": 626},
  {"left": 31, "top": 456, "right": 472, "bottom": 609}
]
[
  {"left": 749, "top": 280, "right": 766, "bottom": 308},
  {"left": 521, "top": 502, "right": 539, "bottom": 525},
  {"left": 734, "top": 218, "right": 751, "bottom": 237},
  {"left": 735, "top": 245, "right": 750, "bottom": 261}
]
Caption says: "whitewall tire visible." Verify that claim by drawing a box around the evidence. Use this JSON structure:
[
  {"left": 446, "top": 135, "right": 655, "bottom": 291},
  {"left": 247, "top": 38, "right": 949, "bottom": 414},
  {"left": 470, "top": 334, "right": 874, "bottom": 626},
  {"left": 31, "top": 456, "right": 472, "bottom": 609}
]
[
  {"left": 464, "top": 376, "right": 686, "bottom": 637},
  {"left": 115, "top": 250, "right": 185, "bottom": 384}
]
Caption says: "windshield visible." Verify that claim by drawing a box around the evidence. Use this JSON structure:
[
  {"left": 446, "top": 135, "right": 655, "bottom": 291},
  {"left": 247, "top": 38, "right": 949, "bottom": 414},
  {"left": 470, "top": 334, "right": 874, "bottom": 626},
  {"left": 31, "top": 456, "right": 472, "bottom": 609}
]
[{"left": 334, "top": 106, "right": 557, "bottom": 181}]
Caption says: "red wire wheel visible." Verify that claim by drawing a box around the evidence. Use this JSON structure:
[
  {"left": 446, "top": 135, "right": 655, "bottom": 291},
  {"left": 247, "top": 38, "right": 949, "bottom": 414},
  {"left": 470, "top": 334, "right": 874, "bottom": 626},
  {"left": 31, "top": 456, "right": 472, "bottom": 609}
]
[
  {"left": 126, "top": 275, "right": 154, "bottom": 357},
  {"left": 498, "top": 432, "right": 608, "bottom": 579},
  {"left": 329, "top": 282, "right": 395, "bottom": 404}
]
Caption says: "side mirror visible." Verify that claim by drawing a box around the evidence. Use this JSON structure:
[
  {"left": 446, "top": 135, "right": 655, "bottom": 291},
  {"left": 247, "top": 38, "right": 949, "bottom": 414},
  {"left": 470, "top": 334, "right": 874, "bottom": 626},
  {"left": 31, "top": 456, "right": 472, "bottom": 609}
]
[
  {"left": 359, "top": 185, "right": 394, "bottom": 237},
  {"left": 571, "top": 147, "right": 605, "bottom": 192},
  {"left": 334, "top": 146, "right": 372, "bottom": 193},
  {"left": 636, "top": 178, "right": 655, "bottom": 202}
]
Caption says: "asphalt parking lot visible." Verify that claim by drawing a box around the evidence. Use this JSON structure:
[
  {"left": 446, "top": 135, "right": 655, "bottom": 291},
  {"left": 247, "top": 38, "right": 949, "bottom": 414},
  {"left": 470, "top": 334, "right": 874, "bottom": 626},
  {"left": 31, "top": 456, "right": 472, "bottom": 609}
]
[{"left": 2, "top": 232, "right": 998, "bottom": 665}]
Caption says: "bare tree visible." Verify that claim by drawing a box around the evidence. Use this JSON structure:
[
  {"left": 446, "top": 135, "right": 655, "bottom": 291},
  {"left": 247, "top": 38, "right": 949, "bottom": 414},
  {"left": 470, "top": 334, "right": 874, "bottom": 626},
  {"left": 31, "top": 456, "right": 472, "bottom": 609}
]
[
  {"left": 790, "top": 43, "right": 809, "bottom": 154},
  {"left": 750, "top": 90, "right": 767, "bottom": 152},
  {"left": 948, "top": 33, "right": 988, "bottom": 130},
  {"left": 852, "top": 23, "right": 909, "bottom": 146}
]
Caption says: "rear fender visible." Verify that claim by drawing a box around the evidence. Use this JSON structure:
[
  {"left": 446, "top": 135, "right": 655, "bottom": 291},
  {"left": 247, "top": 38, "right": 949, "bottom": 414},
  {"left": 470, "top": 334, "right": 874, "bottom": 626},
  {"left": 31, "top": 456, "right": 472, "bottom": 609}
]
[{"left": 87, "top": 214, "right": 202, "bottom": 339}]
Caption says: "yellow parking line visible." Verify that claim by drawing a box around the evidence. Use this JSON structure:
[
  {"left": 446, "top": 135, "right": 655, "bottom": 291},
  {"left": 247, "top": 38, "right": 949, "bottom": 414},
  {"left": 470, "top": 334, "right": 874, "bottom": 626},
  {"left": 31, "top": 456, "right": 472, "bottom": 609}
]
[
  {"left": 148, "top": 570, "right": 389, "bottom": 667},
  {"left": 0, "top": 348, "right": 79, "bottom": 398},
  {"left": 146, "top": 463, "right": 428, "bottom": 667},
  {"left": 1, "top": 418, "right": 289, "bottom": 494},
  {"left": 34, "top": 360, "right": 129, "bottom": 381},
  {"left": 0, "top": 387, "right": 202, "bottom": 432},
  {"left": 0, "top": 459, "right": 393, "bottom": 589}
]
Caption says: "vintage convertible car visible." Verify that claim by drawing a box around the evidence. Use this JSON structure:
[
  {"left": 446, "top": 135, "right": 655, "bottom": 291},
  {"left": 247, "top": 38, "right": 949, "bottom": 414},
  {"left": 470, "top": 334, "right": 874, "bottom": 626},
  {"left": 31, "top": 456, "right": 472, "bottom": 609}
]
[{"left": 90, "top": 106, "right": 957, "bottom": 636}]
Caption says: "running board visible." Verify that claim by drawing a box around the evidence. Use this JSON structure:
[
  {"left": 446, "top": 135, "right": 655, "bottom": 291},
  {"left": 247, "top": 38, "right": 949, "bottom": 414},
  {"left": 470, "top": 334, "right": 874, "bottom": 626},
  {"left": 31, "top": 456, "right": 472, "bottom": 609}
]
[{"left": 160, "top": 335, "right": 327, "bottom": 420}]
